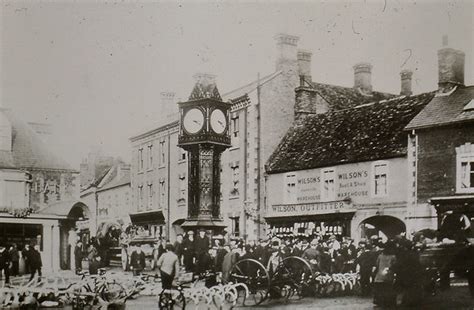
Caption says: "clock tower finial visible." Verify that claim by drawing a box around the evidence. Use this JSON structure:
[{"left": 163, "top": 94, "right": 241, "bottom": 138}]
[{"left": 189, "top": 72, "right": 222, "bottom": 101}]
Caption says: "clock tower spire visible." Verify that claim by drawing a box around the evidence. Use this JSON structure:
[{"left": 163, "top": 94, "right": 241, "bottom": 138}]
[{"left": 178, "top": 73, "right": 231, "bottom": 232}]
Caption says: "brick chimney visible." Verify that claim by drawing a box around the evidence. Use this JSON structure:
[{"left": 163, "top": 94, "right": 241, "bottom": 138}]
[
  {"left": 353, "top": 62, "right": 373, "bottom": 93},
  {"left": 275, "top": 33, "right": 299, "bottom": 73},
  {"left": 438, "top": 35, "right": 465, "bottom": 93},
  {"left": 400, "top": 69, "right": 413, "bottom": 96},
  {"left": 161, "top": 91, "right": 177, "bottom": 123},
  {"left": 297, "top": 50, "right": 312, "bottom": 86}
]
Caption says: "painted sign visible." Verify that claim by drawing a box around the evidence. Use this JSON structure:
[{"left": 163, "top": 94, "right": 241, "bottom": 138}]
[{"left": 266, "top": 200, "right": 354, "bottom": 218}]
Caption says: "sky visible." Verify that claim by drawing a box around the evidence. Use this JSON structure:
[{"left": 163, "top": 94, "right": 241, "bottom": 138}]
[{"left": 1, "top": 0, "right": 473, "bottom": 168}]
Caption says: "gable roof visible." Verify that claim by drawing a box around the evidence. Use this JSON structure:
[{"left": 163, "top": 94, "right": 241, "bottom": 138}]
[
  {"left": 266, "top": 92, "right": 435, "bottom": 174},
  {"left": 98, "top": 167, "right": 130, "bottom": 192},
  {"left": 0, "top": 108, "right": 75, "bottom": 171},
  {"left": 305, "top": 81, "right": 396, "bottom": 111},
  {"left": 405, "top": 86, "right": 474, "bottom": 130}
]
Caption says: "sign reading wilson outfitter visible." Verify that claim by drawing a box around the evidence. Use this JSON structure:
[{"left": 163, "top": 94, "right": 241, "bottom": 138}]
[{"left": 267, "top": 200, "right": 354, "bottom": 218}]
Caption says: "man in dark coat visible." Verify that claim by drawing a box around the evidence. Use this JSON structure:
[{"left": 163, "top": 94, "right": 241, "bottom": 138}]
[
  {"left": 182, "top": 231, "right": 196, "bottom": 272},
  {"left": 173, "top": 234, "right": 184, "bottom": 263},
  {"left": 195, "top": 229, "right": 210, "bottom": 274},
  {"left": 22, "top": 244, "right": 31, "bottom": 275},
  {"left": 74, "top": 242, "right": 83, "bottom": 272},
  {"left": 0, "top": 245, "right": 11, "bottom": 284},
  {"left": 355, "top": 240, "right": 373, "bottom": 296},
  {"left": 9, "top": 244, "right": 19, "bottom": 277},
  {"left": 130, "top": 247, "right": 146, "bottom": 276},
  {"left": 29, "top": 245, "right": 42, "bottom": 281}
]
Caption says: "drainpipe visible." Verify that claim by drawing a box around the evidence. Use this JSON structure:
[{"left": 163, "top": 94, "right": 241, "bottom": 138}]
[
  {"left": 256, "top": 73, "right": 262, "bottom": 239},
  {"left": 167, "top": 133, "right": 171, "bottom": 240}
]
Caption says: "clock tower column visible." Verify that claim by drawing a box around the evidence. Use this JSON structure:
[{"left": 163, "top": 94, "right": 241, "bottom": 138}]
[{"left": 178, "top": 73, "right": 231, "bottom": 233}]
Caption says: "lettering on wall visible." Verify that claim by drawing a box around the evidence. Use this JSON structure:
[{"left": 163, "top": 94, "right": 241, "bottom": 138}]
[{"left": 337, "top": 170, "right": 369, "bottom": 198}]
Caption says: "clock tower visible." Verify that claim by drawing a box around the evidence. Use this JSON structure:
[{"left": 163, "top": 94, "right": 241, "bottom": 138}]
[{"left": 178, "top": 73, "right": 231, "bottom": 231}]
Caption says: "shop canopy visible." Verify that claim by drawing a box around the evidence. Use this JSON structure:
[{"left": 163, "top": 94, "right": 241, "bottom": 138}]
[{"left": 129, "top": 210, "right": 165, "bottom": 225}]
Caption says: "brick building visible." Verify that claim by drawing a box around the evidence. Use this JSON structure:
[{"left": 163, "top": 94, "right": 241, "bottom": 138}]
[
  {"left": 0, "top": 107, "right": 81, "bottom": 271},
  {"left": 405, "top": 41, "right": 474, "bottom": 234},
  {"left": 265, "top": 50, "right": 436, "bottom": 241},
  {"left": 129, "top": 33, "right": 306, "bottom": 241}
]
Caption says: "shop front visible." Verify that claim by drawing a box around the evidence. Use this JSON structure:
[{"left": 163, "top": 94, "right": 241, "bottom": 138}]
[
  {"left": 265, "top": 200, "right": 356, "bottom": 240},
  {"left": 129, "top": 210, "right": 166, "bottom": 240},
  {"left": 431, "top": 195, "right": 474, "bottom": 239}
]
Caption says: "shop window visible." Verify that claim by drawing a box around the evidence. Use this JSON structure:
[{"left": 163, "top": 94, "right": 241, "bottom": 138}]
[
  {"left": 284, "top": 173, "right": 297, "bottom": 204},
  {"left": 138, "top": 148, "right": 144, "bottom": 172},
  {"left": 148, "top": 144, "right": 153, "bottom": 169},
  {"left": 372, "top": 161, "right": 388, "bottom": 197},
  {"left": 321, "top": 168, "right": 336, "bottom": 201}
]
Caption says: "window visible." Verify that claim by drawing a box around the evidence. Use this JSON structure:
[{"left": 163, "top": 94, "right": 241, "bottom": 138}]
[
  {"left": 284, "top": 173, "right": 297, "bottom": 204},
  {"left": 231, "top": 115, "right": 240, "bottom": 146},
  {"left": 180, "top": 149, "right": 187, "bottom": 161},
  {"left": 138, "top": 148, "right": 144, "bottom": 171},
  {"left": 35, "top": 177, "right": 43, "bottom": 193},
  {"left": 178, "top": 174, "right": 186, "bottom": 202},
  {"left": 147, "top": 183, "right": 153, "bottom": 209},
  {"left": 138, "top": 185, "right": 144, "bottom": 210},
  {"left": 232, "top": 217, "right": 240, "bottom": 237},
  {"left": 373, "top": 162, "right": 388, "bottom": 197},
  {"left": 159, "top": 179, "right": 166, "bottom": 208},
  {"left": 230, "top": 162, "right": 239, "bottom": 196},
  {"left": 321, "top": 168, "right": 336, "bottom": 201},
  {"left": 159, "top": 140, "right": 166, "bottom": 166},
  {"left": 457, "top": 144, "right": 474, "bottom": 193},
  {"left": 148, "top": 144, "right": 153, "bottom": 169}
]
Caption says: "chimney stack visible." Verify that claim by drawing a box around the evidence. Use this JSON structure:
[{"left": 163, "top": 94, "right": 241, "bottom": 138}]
[
  {"left": 297, "top": 50, "right": 312, "bottom": 86},
  {"left": 160, "top": 91, "right": 177, "bottom": 123},
  {"left": 353, "top": 62, "right": 373, "bottom": 93},
  {"left": 400, "top": 69, "right": 413, "bottom": 96},
  {"left": 274, "top": 33, "right": 299, "bottom": 73},
  {"left": 437, "top": 35, "right": 465, "bottom": 92}
]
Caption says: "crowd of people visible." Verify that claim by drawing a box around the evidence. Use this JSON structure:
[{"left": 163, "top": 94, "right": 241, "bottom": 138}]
[
  {"left": 0, "top": 243, "right": 43, "bottom": 284},
  {"left": 147, "top": 230, "right": 428, "bottom": 307}
]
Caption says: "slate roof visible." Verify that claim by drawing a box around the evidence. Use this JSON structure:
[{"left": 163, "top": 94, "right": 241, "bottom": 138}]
[
  {"left": 0, "top": 108, "right": 74, "bottom": 171},
  {"left": 305, "top": 81, "right": 396, "bottom": 111},
  {"left": 405, "top": 86, "right": 474, "bottom": 130},
  {"left": 98, "top": 168, "right": 130, "bottom": 192},
  {"left": 222, "top": 71, "right": 281, "bottom": 101},
  {"left": 266, "top": 92, "right": 435, "bottom": 174}
]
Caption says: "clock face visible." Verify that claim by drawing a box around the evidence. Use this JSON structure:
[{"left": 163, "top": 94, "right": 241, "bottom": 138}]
[
  {"left": 183, "top": 108, "right": 204, "bottom": 134},
  {"left": 210, "top": 109, "right": 227, "bottom": 134}
]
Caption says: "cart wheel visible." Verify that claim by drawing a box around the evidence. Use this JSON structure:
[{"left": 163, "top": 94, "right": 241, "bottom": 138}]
[
  {"left": 279, "top": 256, "right": 314, "bottom": 299},
  {"left": 230, "top": 259, "right": 270, "bottom": 306}
]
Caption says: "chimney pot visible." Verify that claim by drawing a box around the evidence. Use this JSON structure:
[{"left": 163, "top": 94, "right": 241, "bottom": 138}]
[
  {"left": 400, "top": 69, "right": 413, "bottom": 96},
  {"left": 353, "top": 62, "right": 373, "bottom": 93},
  {"left": 297, "top": 50, "right": 312, "bottom": 85}
]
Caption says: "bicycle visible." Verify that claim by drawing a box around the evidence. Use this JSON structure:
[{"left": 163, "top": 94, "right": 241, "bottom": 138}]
[{"left": 158, "top": 282, "right": 187, "bottom": 310}]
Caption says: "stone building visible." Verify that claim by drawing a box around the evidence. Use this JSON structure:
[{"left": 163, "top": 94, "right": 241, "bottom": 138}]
[
  {"left": 129, "top": 33, "right": 306, "bottom": 241},
  {"left": 405, "top": 40, "right": 474, "bottom": 234},
  {"left": 265, "top": 49, "right": 436, "bottom": 241},
  {"left": 0, "top": 107, "right": 81, "bottom": 271}
]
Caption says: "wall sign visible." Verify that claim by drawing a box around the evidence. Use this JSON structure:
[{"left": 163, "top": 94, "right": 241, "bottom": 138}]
[{"left": 267, "top": 200, "right": 354, "bottom": 218}]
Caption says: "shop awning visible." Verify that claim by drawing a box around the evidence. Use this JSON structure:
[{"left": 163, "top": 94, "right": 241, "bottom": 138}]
[
  {"left": 430, "top": 195, "right": 474, "bottom": 213},
  {"left": 265, "top": 211, "right": 355, "bottom": 224},
  {"left": 129, "top": 211, "right": 165, "bottom": 225}
]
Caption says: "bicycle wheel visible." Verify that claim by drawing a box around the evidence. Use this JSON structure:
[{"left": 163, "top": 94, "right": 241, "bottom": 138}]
[{"left": 159, "top": 289, "right": 186, "bottom": 310}]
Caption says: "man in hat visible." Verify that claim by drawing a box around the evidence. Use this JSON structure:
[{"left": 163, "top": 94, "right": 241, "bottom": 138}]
[
  {"left": 355, "top": 239, "right": 373, "bottom": 296},
  {"left": 156, "top": 243, "right": 180, "bottom": 290},
  {"left": 182, "top": 231, "right": 195, "bottom": 272},
  {"left": 195, "top": 229, "right": 210, "bottom": 275},
  {"left": 0, "top": 245, "right": 11, "bottom": 284}
]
